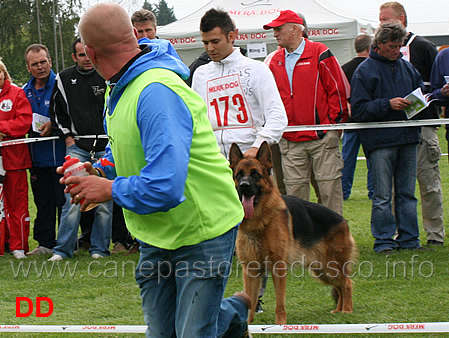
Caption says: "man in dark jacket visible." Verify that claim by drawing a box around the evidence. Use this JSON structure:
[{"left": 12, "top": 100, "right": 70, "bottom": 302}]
[
  {"left": 430, "top": 47, "right": 449, "bottom": 131},
  {"left": 351, "top": 22, "right": 426, "bottom": 255},
  {"left": 48, "top": 37, "right": 112, "bottom": 261}
]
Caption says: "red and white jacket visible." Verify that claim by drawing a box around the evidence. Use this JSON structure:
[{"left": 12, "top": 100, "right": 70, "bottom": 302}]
[
  {"left": 0, "top": 80, "right": 32, "bottom": 170},
  {"left": 268, "top": 39, "right": 349, "bottom": 142}
]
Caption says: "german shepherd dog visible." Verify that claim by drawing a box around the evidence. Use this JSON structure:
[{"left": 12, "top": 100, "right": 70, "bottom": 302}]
[{"left": 229, "top": 142, "right": 357, "bottom": 324}]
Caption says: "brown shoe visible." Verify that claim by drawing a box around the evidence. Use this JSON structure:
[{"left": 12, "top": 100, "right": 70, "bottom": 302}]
[
  {"left": 111, "top": 242, "right": 127, "bottom": 254},
  {"left": 26, "top": 246, "right": 53, "bottom": 256},
  {"left": 124, "top": 243, "right": 140, "bottom": 255}
]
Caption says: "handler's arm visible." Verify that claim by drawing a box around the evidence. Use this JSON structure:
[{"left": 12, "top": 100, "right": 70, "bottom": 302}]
[
  {"left": 111, "top": 83, "right": 193, "bottom": 214},
  {"left": 65, "top": 83, "right": 193, "bottom": 214}
]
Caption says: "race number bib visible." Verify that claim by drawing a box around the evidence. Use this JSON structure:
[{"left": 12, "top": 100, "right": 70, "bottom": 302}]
[{"left": 206, "top": 74, "right": 254, "bottom": 131}]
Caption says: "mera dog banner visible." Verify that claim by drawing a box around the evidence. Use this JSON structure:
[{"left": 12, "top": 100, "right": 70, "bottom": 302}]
[{"left": 1, "top": 322, "right": 449, "bottom": 333}]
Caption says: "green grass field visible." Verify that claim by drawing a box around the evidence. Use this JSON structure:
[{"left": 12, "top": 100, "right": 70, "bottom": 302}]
[{"left": 1, "top": 129, "right": 449, "bottom": 337}]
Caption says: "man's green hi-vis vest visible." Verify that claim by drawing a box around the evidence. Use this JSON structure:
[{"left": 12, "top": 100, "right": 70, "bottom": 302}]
[{"left": 106, "top": 68, "right": 243, "bottom": 249}]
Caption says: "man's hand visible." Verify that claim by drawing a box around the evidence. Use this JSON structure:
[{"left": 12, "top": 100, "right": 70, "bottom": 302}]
[
  {"left": 65, "top": 136, "right": 76, "bottom": 147},
  {"left": 39, "top": 121, "right": 53, "bottom": 136},
  {"left": 64, "top": 175, "right": 113, "bottom": 212},
  {"left": 243, "top": 147, "right": 259, "bottom": 159},
  {"left": 441, "top": 84, "right": 449, "bottom": 97},
  {"left": 389, "top": 97, "right": 411, "bottom": 111},
  {"left": 0, "top": 132, "right": 6, "bottom": 142}
]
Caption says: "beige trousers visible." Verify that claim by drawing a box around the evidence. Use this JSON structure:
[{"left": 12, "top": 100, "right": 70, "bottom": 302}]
[
  {"left": 279, "top": 131, "right": 344, "bottom": 215},
  {"left": 417, "top": 126, "right": 445, "bottom": 242}
]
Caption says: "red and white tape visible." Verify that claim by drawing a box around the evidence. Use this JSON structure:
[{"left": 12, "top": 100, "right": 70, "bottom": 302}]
[
  {"left": 250, "top": 322, "right": 449, "bottom": 334},
  {"left": 0, "top": 325, "right": 146, "bottom": 333},
  {"left": 1, "top": 118, "right": 448, "bottom": 148},
  {"left": 0, "top": 135, "right": 108, "bottom": 148},
  {"left": 284, "top": 118, "right": 448, "bottom": 132},
  {"left": 1, "top": 322, "right": 449, "bottom": 333}
]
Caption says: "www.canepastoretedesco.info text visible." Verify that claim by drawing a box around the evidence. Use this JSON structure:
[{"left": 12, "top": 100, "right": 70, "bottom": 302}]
[{"left": 9, "top": 255, "right": 434, "bottom": 280}]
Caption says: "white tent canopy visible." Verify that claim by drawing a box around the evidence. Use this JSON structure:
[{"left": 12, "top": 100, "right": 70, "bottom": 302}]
[{"left": 157, "top": 0, "right": 375, "bottom": 66}]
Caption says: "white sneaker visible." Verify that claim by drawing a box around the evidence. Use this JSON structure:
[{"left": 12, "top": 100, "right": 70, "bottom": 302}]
[
  {"left": 27, "top": 246, "right": 53, "bottom": 256},
  {"left": 48, "top": 254, "right": 63, "bottom": 261},
  {"left": 91, "top": 254, "right": 104, "bottom": 259},
  {"left": 13, "top": 250, "right": 26, "bottom": 259}
]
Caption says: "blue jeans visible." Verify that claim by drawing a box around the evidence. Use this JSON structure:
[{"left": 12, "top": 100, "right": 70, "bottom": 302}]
[
  {"left": 369, "top": 144, "right": 421, "bottom": 252},
  {"left": 342, "top": 130, "right": 373, "bottom": 200},
  {"left": 135, "top": 226, "right": 248, "bottom": 337},
  {"left": 53, "top": 145, "right": 112, "bottom": 258},
  {"left": 217, "top": 295, "right": 249, "bottom": 337}
]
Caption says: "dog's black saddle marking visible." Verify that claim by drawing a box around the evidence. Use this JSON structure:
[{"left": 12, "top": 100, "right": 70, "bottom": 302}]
[{"left": 281, "top": 195, "right": 345, "bottom": 248}]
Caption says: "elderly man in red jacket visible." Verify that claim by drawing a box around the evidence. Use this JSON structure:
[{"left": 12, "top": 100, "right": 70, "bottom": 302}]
[{"left": 264, "top": 10, "right": 349, "bottom": 215}]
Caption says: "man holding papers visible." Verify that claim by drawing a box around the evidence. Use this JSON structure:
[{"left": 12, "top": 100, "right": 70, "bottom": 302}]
[{"left": 351, "top": 22, "right": 427, "bottom": 255}]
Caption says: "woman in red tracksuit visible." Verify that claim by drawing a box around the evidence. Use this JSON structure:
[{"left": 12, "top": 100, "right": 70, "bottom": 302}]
[{"left": 0, "top": 60, "right": 32, "bottom": 259}]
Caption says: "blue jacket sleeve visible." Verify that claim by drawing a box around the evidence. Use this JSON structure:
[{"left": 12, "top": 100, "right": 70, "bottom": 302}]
[
  {"left": 430, "top": 51, "right": 449, "bottom": 105},
  {"left": 110, "top": 83, "right": 193, "bottom": 215},
  {"left": 93, "top": 142, "right": 117, "bottom": 179}
]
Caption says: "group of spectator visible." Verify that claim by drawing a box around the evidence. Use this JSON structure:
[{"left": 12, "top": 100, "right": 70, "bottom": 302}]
[
  {"left": 347, "top": 2, "right": 446, "bottom": 254},
  {"left": 186, "top": 3, "right": 449, "bottom": 258},
  {"left": 0, "top": 1, "right": 448, "bottom": 335},
  {"left": 0, "top": 8, "right": 160, "bottom": 260}
]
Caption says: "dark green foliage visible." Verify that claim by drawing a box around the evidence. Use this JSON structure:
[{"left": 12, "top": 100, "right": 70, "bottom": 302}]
[
  {"left": 143, "top": 0, "right": 177, "bottom": 26},
  {"left": 0, "top": 0, "right": 81, "bottom": 85},
  {"left": 142, "top": 0, "right": 154, "bottom": 13}
]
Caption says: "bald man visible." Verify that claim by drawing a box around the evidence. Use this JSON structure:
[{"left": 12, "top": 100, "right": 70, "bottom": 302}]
[{"left": 62, "top": 3, "right": 250, "bottom": 337}]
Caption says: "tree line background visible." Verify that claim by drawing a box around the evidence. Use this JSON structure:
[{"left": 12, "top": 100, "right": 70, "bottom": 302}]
[{"left": 0, "top": 0, "right": 177, "bottom": 85}]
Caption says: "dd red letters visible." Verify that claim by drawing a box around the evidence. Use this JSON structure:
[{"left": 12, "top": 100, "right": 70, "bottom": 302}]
[{"left": 16, "top": 297, "right": 53, "bottom": 317}]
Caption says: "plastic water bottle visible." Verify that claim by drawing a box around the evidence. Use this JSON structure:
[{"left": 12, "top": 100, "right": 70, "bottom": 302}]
[
  {"left": 63, "top": 155, "right": 99, "bottom": 211},
  {"left": 63, "top": 155, "right": 88, "bottom": 179}
]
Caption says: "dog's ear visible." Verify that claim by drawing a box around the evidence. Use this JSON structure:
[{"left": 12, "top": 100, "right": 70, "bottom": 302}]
[
  {"left": 229, "top": 143, "right": 244, "bottom": 169},
  {"left": 256, "top": 141, "right": 272, "bottom": 171}
]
